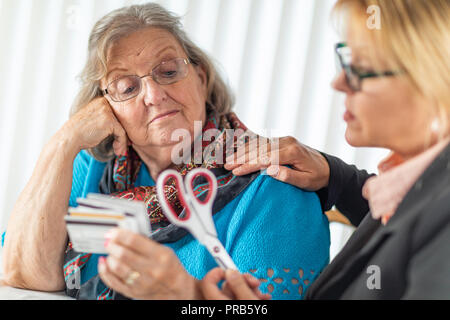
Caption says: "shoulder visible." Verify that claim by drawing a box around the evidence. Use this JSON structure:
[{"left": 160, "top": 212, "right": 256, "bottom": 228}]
[
  {"left": 72, "top": 150, "right": 94, "bottom": 178},
  {"left": 239, "top": 171, "right": 323, "bottom": 221},
  {"left": 72, "top": 150, "right": 100, "bottom": 182},
  {"left": 225, "top": 170, "right": 329, "bottom": 244},
  {"left": 71, "top": 150, "right": 92, "bottom": 186},
  {"left": 69, "top": 150, "right": 107, "bottom": 206},
  {"left": 407, "top": 170, "right": 450, "bottom": 244},
  {"left": 403, "top": 218, "right": 450, "bottom": 299},
  {"left": 73, "top": 149, "right": 106, "bottom": 173},
  {"left": 73, "top": 149, "right": 94, "bottom": 168}
]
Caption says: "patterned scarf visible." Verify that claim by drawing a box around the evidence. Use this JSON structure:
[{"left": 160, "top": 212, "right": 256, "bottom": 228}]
[
  {"left": 106, "top": 111, "right": 250, "bottom": 236},
  {"left": 64, "top": 111, "right": 260, "bottom": 300}
]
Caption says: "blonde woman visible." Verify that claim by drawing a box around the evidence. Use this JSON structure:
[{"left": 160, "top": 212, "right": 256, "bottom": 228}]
[{"left": 202, "top": 0, "right": 450, "bottom": 299}]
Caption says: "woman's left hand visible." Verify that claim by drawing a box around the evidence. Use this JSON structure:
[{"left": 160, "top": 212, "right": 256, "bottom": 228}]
[
  {"left": 98, "top": 228, "right": 202, "bottom": 300},
  {"left": 201, "top": 268, "right": 272, "bottom": 300}
]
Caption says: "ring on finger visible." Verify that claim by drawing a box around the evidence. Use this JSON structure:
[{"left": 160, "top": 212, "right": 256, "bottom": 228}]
[{"left": 125, "top": 270, "right": 141, "bottom": 286}]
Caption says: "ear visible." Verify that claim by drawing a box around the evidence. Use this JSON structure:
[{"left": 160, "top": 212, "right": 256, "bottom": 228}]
[
  {"left": 194, "top": 64, "right": 208, "bottom": 97},
  {"left": 99, "top": 77, "right": 107, "bottom": 92}
]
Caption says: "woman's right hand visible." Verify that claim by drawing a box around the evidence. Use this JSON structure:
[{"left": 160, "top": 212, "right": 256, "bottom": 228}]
[
  {"left": 225, "top": 136, "right": 330, "bottom": 191},
  {"left": 63, "top": 97, "right": 128, "bottom": 156}
]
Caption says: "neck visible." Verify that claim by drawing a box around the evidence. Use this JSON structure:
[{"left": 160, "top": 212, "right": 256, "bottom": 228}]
[
  {"left": 394, "top": 133, "right": 450, "bottom": 161},
  {"left": 132, "top": 144, "right": 176, "bottom": 181}
]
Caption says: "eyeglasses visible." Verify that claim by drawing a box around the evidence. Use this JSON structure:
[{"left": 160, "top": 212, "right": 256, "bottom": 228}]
[
  {"left": 103, "top": 58, "right": 191, "bottom": 102},
  {"left": 335, "top": 42, "right": 401, "bottom": 91}
]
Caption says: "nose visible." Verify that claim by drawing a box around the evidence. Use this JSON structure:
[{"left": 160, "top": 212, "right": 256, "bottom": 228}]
[
  {"left": 141, "top": 76, "right": 168, "bottom": 106},
  {"left": 332, "top": 71, "right": 353, "bottom": 94}
]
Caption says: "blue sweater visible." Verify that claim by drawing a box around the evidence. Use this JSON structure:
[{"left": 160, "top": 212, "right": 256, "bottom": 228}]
[{"left": 5, "top": 150, "right": 330, "bottom": 300}]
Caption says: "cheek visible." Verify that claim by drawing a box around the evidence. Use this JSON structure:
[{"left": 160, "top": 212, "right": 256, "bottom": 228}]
[
  {"left": 358, "top": 107, "right": 388, "bottom": 145},
  {"left": 111, "top": 103, "right": 147, "bottom": 132},
  {"left": 355, "top": 102, "right": 385, "bottom": 130},
  {"left": 169, "top": 81, "right": 207, "bottom": 119},
  {"left": 345, "top": 94, "right": 393, "bottom": 146},
  {"left": 348, "top": 80, "right": 422, "bottom": 146}
]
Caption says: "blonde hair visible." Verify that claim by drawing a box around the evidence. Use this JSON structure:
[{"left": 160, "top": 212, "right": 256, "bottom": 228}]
[
  {"left": 70, "top": 3, "right": 234, "bottom": 162},
  {"left": 333, "top": 0, "right": 450, "bottom": 142}
]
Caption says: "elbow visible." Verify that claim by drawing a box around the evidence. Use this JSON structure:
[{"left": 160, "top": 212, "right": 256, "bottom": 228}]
[
  {"left": 2, "top": 244, "right": 25, "bottom": 289},
  {"left": 2, "top": 251, "right": 66, "bottom": 292},
  {"left": 2, "top": 266, "right": 66, "bottom": 292},
  {"left": 2, "top": 268, "right": 28, "bottom": 290},
  {"left": 2, "top": 257, "right": 30, "bottom": 290}
]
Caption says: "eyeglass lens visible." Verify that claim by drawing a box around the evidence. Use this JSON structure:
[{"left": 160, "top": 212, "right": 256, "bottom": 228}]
[{"left": 106, "top": 58, "right": 189, "bottom": 102}]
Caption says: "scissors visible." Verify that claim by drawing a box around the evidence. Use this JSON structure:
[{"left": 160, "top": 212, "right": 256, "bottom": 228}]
[{"left": 156, "top": 168, "right": 238, "bottom": 270}]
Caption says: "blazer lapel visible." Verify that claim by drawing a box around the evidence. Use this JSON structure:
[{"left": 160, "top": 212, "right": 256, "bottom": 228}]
[
  {"left": 305, "top": 212, "right": 382, "bottom": 298},
  {"left": 381, "top": 141, "right": 450, "bottom": 234},
  {"left": 306, "top": 214, "right": 390, "bottom": 299},
  {"left": 307, "top": 143, "right": 450, "bottom": 299}
]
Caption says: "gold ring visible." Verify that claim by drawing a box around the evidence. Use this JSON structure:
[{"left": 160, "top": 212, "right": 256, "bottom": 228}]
[{"left": 125, "top": 271, "right": 141, "bottom": 286}]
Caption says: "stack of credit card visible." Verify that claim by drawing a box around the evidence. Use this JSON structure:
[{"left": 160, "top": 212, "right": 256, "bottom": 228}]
[{"left": 65, "top": 193, "right": 151, "bottom": 254}]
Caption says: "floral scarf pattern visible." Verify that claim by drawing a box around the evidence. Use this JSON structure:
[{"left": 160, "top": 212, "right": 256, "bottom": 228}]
[{"left": 109, "top": 111, "right": 249, "bottom": 232}]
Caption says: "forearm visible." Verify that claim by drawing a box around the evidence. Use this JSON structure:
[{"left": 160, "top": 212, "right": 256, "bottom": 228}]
[
  {"left": 317, "top": 152, "right": 374, "bottom": 226},
  {"left": 2, "top": 128, "right": 80, "bottom": 291}
]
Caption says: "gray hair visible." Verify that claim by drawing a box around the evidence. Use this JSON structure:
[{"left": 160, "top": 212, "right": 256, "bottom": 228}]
[{"left": 70, "top": 2, "right": 234, "bottom": 162}]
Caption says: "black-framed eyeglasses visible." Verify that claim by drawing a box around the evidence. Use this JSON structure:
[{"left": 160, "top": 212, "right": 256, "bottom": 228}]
[
  {"left": 103, "top": 58, "right": 191, "bottom": 102},
  {"left": 335, "top": 42, "right": 401, "bottom": 91}
]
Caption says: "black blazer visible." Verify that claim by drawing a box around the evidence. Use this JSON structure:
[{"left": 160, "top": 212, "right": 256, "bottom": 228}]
[{"left": 308, "top": 143, "right": 450, "bottom": 299}]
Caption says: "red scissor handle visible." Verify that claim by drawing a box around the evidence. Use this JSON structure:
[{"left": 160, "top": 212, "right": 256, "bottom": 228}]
[
  {"left": 157, "top": 169, "right": 218, "bottom": 226},
  {"left": 186, "top": 170, "right": 217, "bottom": 205},
  {"left": 158, "top": 171, "right": 192, "bottom": 222}
]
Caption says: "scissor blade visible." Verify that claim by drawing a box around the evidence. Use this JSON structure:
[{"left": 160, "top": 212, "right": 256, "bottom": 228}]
[
  {"left": 193, "top": 208, "right": 217, "bottom": 240},
  {"left": 203, "top": 234, "right": 238, "bottom": 271}
]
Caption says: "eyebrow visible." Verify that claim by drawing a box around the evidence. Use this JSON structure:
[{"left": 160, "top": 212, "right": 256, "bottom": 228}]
[
  {"left": 105, "top": 68, "right": 128, "bottom": 84},
  {"left": 105, "top": 45, "right": 178, "bottom": 84},
  {"left": 352, "top": 48, "right": 386, "bottom": 68},
  {"left": 154, "top": 45, "right": 177, "bottom": 59}
]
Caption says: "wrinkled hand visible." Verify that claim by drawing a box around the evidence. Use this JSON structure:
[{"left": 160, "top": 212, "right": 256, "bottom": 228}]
[
  {"left": 225, "top": 136, "right": 330, "bottom": 191},
  {"left": 201, "top": 268, "right": 271, "bottom": 300},
  {"left": 98, "top": 228, "right": 201, "bottom": 300},
  {"left": 63, "top": 97, "right": 129, "bottom": 157}
]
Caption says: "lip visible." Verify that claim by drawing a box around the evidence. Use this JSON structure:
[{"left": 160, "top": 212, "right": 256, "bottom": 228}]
[
  {"left": 150, "top": 110, "right": 180, "bottom": 124},
  {"left": 343, "top": 109, "right": 356, "bottom": 122}
]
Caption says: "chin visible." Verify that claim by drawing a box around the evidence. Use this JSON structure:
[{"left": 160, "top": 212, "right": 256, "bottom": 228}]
[
  {"left": 147, "top": 123, "right": 193, "bottom": 146},
  {"left": 345, "top": 128, "right": 367, "bottom": 147}
]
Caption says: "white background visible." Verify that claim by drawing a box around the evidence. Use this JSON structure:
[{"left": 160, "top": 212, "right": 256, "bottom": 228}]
[{"left": 0, "top": 0, "right": 389, "bottom": 271}]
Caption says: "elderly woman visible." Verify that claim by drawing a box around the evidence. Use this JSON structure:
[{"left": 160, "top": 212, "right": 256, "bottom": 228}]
[
  {"left": 1, "top": 3, "right": 330, "bottom": 300},
  {"left": 201, "top": 0, "right": 450, "bottom": 299}
]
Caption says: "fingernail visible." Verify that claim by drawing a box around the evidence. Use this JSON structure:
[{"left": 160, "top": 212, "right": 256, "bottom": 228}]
[
  {"left": 105, "top": 229, "right": 116, "bottom": 240},
  {"left": 98, "top": 257, "right": 106, "bottom": 272},
  {"left": 267, "top": 165, "right": 279, "bottom": 177},
  {"left": 248, "top": 274, "right": 259, "bottom": 284},
  {"left": 232, "top": 168, "right": 241, "bottom": 175},
  {"left": 98, "top": 256, "right": 106, "bottom": 265},
  {"left": 104, "top": 239, "right": 110, "bottom": 248},
  {"left": 226, "top": 269, "right": 239, "bottom": 280}
]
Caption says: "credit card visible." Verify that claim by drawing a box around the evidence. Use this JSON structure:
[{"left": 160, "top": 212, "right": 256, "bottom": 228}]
[{"left": 65, "top": 193, "right": 151, "bottom": 254}]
